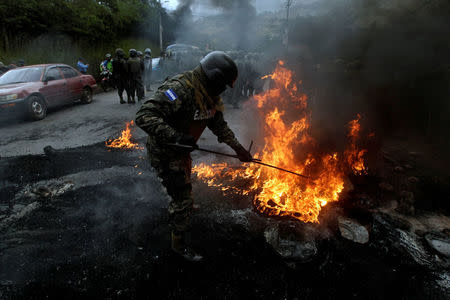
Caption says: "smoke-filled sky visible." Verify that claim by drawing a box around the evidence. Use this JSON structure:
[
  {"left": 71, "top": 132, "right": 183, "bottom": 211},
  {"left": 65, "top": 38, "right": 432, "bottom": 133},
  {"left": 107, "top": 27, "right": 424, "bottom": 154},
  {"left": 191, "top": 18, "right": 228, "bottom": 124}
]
[{"left": 164, "top": 0, "right": 285, "bottom": 13}]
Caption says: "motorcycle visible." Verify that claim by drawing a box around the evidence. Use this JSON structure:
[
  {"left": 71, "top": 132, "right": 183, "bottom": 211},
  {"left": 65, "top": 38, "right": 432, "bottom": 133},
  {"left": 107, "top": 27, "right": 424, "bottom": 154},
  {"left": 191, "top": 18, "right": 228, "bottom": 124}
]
[{"left": 99, "top": 69, "right": 115, "bottom": 92}]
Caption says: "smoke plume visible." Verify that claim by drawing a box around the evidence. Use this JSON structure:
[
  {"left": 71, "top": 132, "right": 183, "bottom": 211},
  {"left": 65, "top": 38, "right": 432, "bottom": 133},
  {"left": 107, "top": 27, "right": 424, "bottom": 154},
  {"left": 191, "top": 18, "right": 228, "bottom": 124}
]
[{"left": 172, "top": 0, "right": 257, "bottom": 50}]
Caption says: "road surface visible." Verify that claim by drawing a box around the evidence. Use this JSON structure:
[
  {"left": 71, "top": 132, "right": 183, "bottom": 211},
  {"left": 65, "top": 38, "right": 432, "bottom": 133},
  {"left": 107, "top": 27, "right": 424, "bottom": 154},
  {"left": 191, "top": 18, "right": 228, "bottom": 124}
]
[
  {"left": 0, "top": 87, "right": 252, "bottom": 158},
  {"left": 0, "top": 90, "right": 149, "bottom": 157}
]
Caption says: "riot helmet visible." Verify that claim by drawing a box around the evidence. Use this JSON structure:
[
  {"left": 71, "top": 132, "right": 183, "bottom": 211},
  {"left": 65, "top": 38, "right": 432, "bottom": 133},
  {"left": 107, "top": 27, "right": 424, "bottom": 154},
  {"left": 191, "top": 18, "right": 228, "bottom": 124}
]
[
  {"left": 200, "top": 51, "right": 238, "bottom": 96},
  {"left": 144, "top": 48, "right": 151, "bottom": 55},
  {"left": 129, "top": 49, "right": 137, "bottom": 57},
  {"left": 115, "top": 48, "right": 125, "bottom": 58}
]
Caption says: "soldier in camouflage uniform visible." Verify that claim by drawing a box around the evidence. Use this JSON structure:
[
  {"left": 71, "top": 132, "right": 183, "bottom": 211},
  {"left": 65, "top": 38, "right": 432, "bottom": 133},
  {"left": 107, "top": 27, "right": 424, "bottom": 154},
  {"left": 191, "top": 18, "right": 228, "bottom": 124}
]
[
  {"left": 112, "top": 48, "right": 128, "bottom": 104},
  {"left": 135, "top": 51, "right": 252, "bottom": 261},
  {"left": 126, "top": 49, "right": 144, "bottom": 103}
]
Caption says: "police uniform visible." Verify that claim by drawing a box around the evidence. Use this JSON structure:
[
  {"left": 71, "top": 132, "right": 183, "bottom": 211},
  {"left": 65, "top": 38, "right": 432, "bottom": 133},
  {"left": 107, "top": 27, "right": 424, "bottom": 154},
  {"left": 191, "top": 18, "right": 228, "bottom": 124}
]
[
  {"left": 126, "top": 56, "right": 143, "bottom": 102},
  {"left": 112, "top": 50, "right": 128, "bottom": 103}
]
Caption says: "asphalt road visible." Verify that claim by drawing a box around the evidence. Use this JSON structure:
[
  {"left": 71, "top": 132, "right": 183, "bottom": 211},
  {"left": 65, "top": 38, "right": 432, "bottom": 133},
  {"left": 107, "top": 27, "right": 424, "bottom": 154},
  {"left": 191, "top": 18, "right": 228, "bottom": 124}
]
[
  {"left": 0, "top": 86, "right": 254, "bottom": 159},
  {"left": 0, "top": 89, "right": 151, "bottom": 157}
]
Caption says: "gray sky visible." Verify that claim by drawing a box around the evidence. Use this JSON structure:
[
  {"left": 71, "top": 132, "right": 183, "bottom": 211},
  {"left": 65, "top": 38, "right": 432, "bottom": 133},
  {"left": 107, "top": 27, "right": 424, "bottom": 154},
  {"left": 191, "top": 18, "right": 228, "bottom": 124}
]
[
  {"left": 162, "top": 0, "right": 285, "bottom": 12},
  {"left": 161, "top": 0, "right": 178, "bottom": 10}
]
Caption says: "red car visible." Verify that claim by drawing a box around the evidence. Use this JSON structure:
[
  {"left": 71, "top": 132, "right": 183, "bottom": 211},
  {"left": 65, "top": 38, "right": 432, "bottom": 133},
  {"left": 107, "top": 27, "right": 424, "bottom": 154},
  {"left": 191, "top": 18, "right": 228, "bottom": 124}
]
[{"left": 0, "top": 64, "right": 97, "bottom": 120}]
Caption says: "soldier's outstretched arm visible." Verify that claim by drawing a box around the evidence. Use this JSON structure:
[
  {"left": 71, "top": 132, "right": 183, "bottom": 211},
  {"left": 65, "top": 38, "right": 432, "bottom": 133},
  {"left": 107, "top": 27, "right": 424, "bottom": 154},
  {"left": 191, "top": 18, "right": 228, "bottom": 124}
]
[
  {"left": 135, "top": 86, "right": 182, "bottom": 143},
  {"left": 207, "top": 111, "right": 241, "bottom": 150},
  {"left": 207, "top": 111, "right": 253, "bottom": 162}
]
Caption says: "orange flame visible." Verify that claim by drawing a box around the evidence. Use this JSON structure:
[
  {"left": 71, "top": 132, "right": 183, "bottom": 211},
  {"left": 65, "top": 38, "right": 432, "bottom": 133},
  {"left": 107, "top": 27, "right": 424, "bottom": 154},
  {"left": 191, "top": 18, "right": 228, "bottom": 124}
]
[
  {"left": 193, "top": 61, "right": 368, "bottom": 223},
  {"left": 344, "top": 114, "right": 368, "bottom": 175},
  {"left": 105, "top": 120, "right": 140, "bottom": 149}
]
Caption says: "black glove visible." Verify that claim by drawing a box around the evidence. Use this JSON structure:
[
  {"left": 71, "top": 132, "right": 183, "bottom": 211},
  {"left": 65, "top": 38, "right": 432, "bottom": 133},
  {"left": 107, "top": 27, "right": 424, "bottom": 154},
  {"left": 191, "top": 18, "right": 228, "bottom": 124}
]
[
  {"left": 176, "top": 134, "right": 198, "bottom": 151},
  {"left": 234, "top": 145, "right": 253, "bottom": 162}
]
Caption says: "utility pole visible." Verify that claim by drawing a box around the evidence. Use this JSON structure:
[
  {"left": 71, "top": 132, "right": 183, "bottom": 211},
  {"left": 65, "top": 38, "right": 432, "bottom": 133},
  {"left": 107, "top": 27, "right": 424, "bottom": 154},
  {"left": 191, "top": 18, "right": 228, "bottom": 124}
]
[
  {"left": 285, "top": 0, "right": 294, "bottom": 51},
  {"left": 159, "top": 0, "right": 163, "bottom": 53}
]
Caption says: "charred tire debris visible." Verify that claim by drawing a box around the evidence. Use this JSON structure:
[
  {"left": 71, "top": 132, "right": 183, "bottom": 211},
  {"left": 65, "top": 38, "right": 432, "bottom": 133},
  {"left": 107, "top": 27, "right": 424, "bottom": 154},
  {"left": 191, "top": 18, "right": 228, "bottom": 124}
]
[{"left": 0, "top": 141, "right": 448, "bottom": 299}]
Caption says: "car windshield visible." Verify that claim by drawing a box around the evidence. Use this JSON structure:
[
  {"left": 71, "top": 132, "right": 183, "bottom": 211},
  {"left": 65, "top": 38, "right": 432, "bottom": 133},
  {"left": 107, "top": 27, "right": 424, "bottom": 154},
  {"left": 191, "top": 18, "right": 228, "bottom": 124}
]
[{"left": 0, "top": 67, "right": 44, "bottom": 85}]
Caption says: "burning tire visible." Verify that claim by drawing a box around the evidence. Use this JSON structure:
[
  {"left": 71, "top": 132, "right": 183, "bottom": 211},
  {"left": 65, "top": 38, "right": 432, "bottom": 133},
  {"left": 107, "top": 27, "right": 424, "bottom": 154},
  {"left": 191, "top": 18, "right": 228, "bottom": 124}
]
[
  {"left": 27, "top": 95, "right": 47, "bottom": 121},
  {"left": 80, "top": 87, "right": 93, "bottom": 104}
]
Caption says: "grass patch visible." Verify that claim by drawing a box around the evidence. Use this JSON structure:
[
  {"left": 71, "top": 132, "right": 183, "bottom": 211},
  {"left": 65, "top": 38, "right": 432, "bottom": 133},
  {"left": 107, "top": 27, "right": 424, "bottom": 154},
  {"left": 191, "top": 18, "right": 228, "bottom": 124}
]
[{"left": 0, "top": 34, "right": 160, "bottom": 79}]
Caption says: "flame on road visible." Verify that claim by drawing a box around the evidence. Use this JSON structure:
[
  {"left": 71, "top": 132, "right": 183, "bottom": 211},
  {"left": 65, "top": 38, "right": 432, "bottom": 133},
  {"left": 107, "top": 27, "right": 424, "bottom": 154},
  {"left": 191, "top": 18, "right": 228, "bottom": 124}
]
[
  {"left": 193, "top": 61, "right": 368, "bottom": 223},
  {"left": 344, "top": 114, "right": 368, "bottom": 175},
  {"left": 105, "top": 120, "right": 141, "bottom": 150}
]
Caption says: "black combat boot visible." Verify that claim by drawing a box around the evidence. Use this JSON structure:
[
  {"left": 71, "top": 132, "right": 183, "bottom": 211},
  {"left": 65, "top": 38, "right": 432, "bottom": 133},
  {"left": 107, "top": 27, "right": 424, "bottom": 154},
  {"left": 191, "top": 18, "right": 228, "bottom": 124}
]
[
  {"left": 131, "top": 97, "right": 136, "bottom": 104},
  {"left": 127, "top": 95, "right": 132, "bottom": 104},
  {"left": 171, "top": 231, "right": 203, "bottom": 262},
  {"left": 119, "top": 96, "right": 125, "bottom": 104}
]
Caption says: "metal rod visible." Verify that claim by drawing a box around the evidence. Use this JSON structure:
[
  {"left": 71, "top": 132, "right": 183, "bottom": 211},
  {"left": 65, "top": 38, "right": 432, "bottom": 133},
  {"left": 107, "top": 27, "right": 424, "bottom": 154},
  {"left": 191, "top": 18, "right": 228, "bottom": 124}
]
[
  {"left": 166, "top": 143, "right": 310, "bottom": 179},
  {"left": 250, "top": 160, "right": 309, "bottom": 179},
  {"left": 198, "top": 147, "right": 240, "bottom": 159},
  {"left": 248, "top": 140, "right": 254, "bottom": 153}
]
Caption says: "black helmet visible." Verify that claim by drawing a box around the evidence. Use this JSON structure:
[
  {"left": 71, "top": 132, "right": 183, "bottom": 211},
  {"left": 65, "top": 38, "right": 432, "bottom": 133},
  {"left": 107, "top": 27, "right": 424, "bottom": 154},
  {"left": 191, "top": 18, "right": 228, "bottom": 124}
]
[
  {"left": 115, "top": 48, "right": 125, "bottom": 58},
  {"left": 105, "top": 53, "right": 111, "bottom": 59},
  {"left": 129, "top": 49, "right": 137, "bottom": 57},
  {"left": 144, "top": 48, "right": 151, "bottom": 55},
  {"left": 200, "top": 51, "right": 238, "bottom": 89}
]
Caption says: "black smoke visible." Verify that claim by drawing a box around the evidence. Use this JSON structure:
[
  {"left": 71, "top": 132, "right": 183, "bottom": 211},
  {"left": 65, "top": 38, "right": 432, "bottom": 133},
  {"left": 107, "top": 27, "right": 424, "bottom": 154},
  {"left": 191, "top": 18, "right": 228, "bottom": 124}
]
[
  {"left": 283, "top": 0, "right": 450, "bottom": 153},
  {"left": 171, "top": 0, "right": 257, "bottom": 50}
]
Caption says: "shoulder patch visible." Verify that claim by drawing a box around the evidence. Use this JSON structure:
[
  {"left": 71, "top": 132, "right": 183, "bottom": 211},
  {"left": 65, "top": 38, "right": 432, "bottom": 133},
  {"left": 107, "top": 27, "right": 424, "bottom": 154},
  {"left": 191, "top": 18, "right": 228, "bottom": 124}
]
[{"left": 164, "top": 89, "right": 178, "bottom": 101}]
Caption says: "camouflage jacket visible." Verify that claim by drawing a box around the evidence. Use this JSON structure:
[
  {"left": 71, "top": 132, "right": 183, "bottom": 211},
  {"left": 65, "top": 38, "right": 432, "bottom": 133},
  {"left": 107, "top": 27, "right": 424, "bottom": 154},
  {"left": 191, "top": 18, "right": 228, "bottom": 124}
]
[
  {"left": 112, "top": 58, "right": 127, "bottom": 77},
  {"left": 127, "top": 57, "right": 143, "bottom": 74},
  {"left": 135, "top": 66, "right": 242, "bottom": 158}
]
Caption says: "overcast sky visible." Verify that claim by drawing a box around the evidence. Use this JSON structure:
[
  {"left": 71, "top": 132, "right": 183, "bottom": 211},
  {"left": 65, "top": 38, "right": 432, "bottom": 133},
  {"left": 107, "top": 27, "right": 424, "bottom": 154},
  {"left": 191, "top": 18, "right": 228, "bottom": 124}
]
[
  {"left": 161, "top": 0, "right": 177, "bottom": 10},
  {"left": 162, "top": 0, "right": 285, "bottom": 12}
]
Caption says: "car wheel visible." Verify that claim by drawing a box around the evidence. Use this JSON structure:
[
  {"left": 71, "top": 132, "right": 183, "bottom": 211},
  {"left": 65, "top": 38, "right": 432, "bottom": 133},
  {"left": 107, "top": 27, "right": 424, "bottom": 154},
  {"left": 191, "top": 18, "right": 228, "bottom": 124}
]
[
  {"left": 28, "top": 95, "right": 47, "bottom": 121},
  {"left": 81, "top": 87, "right": 93, "bottom": 104}
]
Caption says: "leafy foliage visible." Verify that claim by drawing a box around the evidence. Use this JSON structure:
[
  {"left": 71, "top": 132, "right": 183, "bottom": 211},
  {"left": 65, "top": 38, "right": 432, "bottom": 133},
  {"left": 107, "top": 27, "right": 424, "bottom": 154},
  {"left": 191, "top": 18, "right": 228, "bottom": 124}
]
[{"left": 0, "top": 0, "right": 167, "bottom": 50}]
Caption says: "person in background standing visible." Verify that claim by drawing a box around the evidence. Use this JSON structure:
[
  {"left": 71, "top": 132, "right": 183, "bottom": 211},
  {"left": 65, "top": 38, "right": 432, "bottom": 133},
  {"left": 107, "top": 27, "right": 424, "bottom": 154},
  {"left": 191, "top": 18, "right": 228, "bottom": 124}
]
[
  {"left": 77, "top": 58, "right": 89, "bottom": 74},
  {"left": 136, "top": 51, "right": 145, "bottom": 100},
  {"left": 126, "top": 49, "right": 144, "bottom": 103},
  {"left": 112, "top": 49, "right": 129, "bottom": 104},
  {"left": 143, "top": 48, "right": 153, "bottom": 92},
  {"left": 100, "top": 54, "right": 113, "bottom": 73}
]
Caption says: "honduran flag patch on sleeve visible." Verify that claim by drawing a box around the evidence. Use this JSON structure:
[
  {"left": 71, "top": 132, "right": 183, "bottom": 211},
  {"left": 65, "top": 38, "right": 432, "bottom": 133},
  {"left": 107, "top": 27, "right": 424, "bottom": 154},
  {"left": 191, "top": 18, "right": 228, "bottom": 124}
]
[{"left": 164, "top": 89, "right": 178, "bottom": 101}]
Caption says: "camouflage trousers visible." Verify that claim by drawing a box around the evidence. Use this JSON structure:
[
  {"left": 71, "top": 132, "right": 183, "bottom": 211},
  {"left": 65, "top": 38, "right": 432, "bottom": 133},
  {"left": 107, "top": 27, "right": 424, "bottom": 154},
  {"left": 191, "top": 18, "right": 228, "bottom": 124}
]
[
  {"left": 149, "top": 153, "right": 193, "bottom": 232},
  {"left": 127, "top": 75, "right": 144, "bottom": 100}
]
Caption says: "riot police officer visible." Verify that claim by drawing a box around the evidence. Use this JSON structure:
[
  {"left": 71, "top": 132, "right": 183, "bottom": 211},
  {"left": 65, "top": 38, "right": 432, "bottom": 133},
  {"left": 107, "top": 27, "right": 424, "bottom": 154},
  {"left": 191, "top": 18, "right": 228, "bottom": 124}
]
[
  {"left": 112, "top": 48, "right": 128, "bottom": 104},
  {"left": 143, "top": 48, "right": 153, "bottom": 91},
  {"left": 126, "top": 49, "right": 144, "bottom": 103}
]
